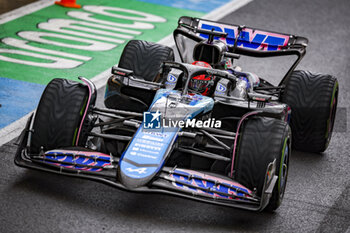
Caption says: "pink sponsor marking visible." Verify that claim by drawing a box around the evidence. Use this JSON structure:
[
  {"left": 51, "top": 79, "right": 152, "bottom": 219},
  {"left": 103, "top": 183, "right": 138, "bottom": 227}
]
[
  {"left": 45, "top": 149, "right": 111, "bottom": 171},
  {"left": 198, "top": 20, "right": 290, "bottom": 51},
  {"left": 172, "top": 168, "right": 253, "bottom": 197},
  {"left": 76, "top": 78, "right": 92, "bottom": 146},
  {"left": 230, "top": 111, "right": 261, "bottom": 178},
  {"left": 46, "top": 149, "right": 111, "bottom": 159}
]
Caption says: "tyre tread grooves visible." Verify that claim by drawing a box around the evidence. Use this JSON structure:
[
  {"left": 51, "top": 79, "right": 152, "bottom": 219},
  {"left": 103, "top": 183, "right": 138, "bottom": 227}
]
[
  {"left": 282, "top": 70, "right": 338, "bottom": 152},
  {"left": 31, "top": 79, "right": 88, "bottom": 153}
]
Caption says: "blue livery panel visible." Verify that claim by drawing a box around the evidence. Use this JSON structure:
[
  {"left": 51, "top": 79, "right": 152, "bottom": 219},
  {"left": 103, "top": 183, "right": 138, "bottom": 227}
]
[
  {"left": 44, "top": 150, "right": 112, "bottom": 172},
  {"left": 170, "top": 168, "right": 253, "bottom": 198},
  {"left": 120, "top": 126, "right": 178, "bottom": 179},
  {"left": 198, "top": 20, "right": 290, "bottom": 51},
  {"left": 119, "top": 89, "right": 215, "bottom": 188}
]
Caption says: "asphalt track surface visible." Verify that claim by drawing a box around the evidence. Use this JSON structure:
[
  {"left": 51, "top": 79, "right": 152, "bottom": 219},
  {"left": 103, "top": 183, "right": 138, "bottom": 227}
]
[
  {"left": 0, "top": 0, "right": 37, "bottom": 14},
  {"left": 1, "top": 0, "right": 350, "bottom": 232}
]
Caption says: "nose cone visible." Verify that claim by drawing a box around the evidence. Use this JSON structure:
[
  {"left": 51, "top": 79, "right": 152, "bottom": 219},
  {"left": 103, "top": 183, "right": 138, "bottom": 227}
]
[
  {"left": 118, "top": 117, "right": 179, "bottom": 189},
  {"left": 118, "top": 160, "right": 159, "bottom": 189}
]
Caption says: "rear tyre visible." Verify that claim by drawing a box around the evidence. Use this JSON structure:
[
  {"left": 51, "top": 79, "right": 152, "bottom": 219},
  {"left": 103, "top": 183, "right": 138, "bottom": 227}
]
[
  {"left": 105, "top": 40, "right": 174, "bottom": 111},
  {"left": 234, "top": 117, "right": 291, "bottom": 211},
  {"left": 118, "top": 40, "right": 174, "bottom": 82},
  {"left": 30, "top": 78, "right": 89, "bottom": 154},
  {"left": 282, "top": 70, "right": 338, "bottom": 153}
]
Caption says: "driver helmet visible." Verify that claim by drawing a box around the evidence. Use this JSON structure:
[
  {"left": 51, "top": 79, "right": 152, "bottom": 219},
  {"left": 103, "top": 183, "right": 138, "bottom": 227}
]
[{"left": 189, "top": 61, "right": 214, "bottom": 96}]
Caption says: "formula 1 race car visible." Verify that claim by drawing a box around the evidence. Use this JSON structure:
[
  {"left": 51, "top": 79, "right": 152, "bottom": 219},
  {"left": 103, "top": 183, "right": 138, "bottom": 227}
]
[{"left": 15, "top": 17, "right": 338, "bottom": 212}]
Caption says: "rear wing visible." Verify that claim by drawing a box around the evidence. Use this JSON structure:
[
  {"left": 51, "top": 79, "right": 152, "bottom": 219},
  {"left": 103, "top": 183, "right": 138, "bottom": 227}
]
[{"left": 173, "top": 16, "right": 309, "bottom": 84}]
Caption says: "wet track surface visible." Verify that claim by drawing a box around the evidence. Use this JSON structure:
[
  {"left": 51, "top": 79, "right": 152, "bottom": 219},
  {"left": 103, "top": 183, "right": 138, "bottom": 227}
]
[
  {"left": 0, "top": 0, "right": 349, "bottom": 232},
  {"left": 0, "top": 0, "right": 37, "bottom": 14}
]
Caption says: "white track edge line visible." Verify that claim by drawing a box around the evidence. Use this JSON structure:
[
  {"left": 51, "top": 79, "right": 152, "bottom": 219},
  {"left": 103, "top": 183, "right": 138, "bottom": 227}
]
[{"left": 0, "top": 0, "right": 253, "bottom": 146}]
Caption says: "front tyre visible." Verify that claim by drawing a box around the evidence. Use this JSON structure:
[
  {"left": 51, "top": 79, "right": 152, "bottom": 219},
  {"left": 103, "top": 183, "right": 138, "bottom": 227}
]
[
  {"left": 234, "top": 117, "right": 291, "bottom": 211},
  {"left": 282, "top": 70, "right": 338, "bottom": 153},
  {"left": 265, "top": 134, "right": 290, "bottom": 211},
  {"left": 30, "top": 78, "right": 90, "bottom": 154}
]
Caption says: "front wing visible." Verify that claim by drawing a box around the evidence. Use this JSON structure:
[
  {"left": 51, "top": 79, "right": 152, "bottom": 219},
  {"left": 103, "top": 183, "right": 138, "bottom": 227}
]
[{"left": 14, "top": 114, "right": 277, "bottom": 212}]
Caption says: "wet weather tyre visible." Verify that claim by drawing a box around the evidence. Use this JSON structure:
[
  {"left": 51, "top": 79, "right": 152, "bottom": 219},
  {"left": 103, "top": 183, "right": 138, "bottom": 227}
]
[
  {"left": 118, "top": 39, "right": 174, "bottom": 82},
  {"left": 105, "top": 40, "right": 174, "bottom": 110},
  {"left": 282, "top": 70, "right": 338, "bottom": 153},
  {"left": 30, "top": 78, "right": 89, "bottom": 154},
  {"left": 234, "top": 117, "right": 291, "bottom": 211}
]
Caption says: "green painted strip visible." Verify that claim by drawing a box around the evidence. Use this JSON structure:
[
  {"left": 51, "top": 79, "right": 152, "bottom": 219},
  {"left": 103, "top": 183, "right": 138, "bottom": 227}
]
[
  {"left": 72, "top": 127, "right": 78, "bottom": 145},
  {"left": 278, "top": 137, "right": 288, "bottom": 193},
  {"left": 0, "top": 0, "right": 203, "bottom": 85},
  {"left": 80, "top": 97, "right": 88, "bottom": 116},
  {"left": 325, "top": 81, "right": 338, "bottom": 139}
]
